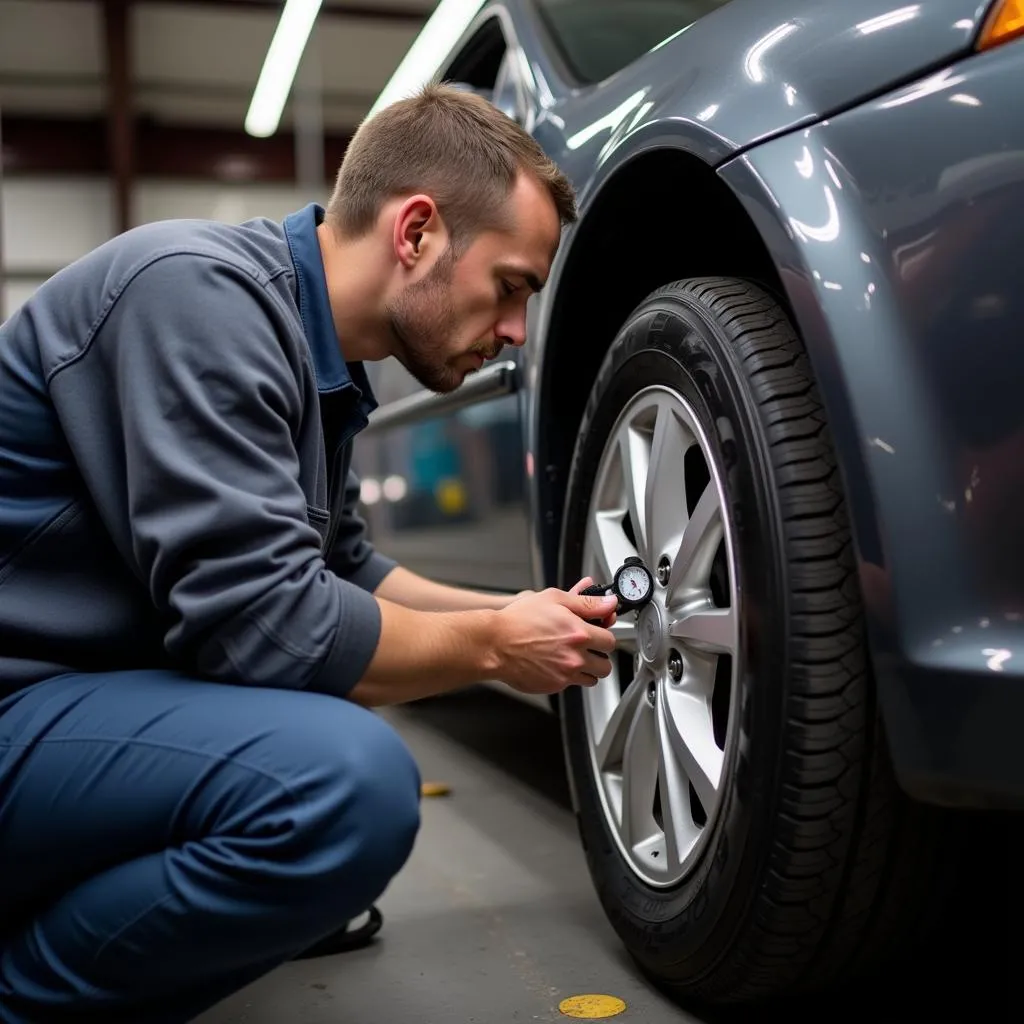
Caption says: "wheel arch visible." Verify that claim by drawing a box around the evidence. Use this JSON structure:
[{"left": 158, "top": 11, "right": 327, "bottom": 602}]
[
  {"left": 533, "top": 146, "right": 790, "bottom": 589},
  {"left": 534, "top": 135, "right": 906, "bottom": 779}
]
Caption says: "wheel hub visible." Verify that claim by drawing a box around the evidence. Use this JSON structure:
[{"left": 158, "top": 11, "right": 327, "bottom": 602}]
[{"left": 638, "top": 601, "right": 665, "bottom": 665}]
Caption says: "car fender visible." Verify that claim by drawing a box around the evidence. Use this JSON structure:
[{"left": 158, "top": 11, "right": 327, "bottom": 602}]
[
  {"left": 520, "top": 0, "right": 994, "bottom": 588},
  {"left": 525, "top": 0, "right": 988, "bottom": 174},
  {"left": 717, "top": 40, "right": 1024, "bottom": 805},
  {"left": 718, "top": 128, "right": 943, "bottom": 634}
]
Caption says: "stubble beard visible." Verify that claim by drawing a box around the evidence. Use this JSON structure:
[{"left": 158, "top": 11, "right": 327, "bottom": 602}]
[{"left": 385, "top": 249, "right": 466, "bottom": 395}]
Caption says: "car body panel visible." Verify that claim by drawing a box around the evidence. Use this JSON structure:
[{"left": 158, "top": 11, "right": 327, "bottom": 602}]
[
  {"left": 362, "top": 0, "right": 993, "bottom": 595},
  {"left": 516, "top": 0, "right": 992, "bottom": 596},
  {"left": 358, "top": 0, "right": 1024, "bottom": 803},
  {"left": 719, "top": 39, "right": 1024, "bottom": 808},
  {"left": 523, "top": 0, "right": 988, "bottom": 174}
]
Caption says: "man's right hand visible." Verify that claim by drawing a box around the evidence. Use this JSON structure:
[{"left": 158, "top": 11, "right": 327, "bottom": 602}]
[
  {"left": 490, "top": 581, "right": 618, "bottom": 695},
  {"left": 351, "top": 578, "right": 619, "bottom": 707}
]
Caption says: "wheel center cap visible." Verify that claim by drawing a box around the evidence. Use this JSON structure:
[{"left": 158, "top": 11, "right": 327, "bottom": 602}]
[{"left": 638, "top": 602, "right": 665, "bottom": 663}]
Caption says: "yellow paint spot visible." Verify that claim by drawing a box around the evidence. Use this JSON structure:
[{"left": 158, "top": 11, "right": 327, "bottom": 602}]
[
  {"left": 558, "top": 994, "right": 627, "bottom": 1019},
  {"left": 435, "top": 478, "right": 467, "bottom": 515},
  {"left": 420, "top": 781, "right": 451, "bottom": 797}
]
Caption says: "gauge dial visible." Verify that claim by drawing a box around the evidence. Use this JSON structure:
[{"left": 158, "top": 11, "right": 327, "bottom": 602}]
[{"left": 615, "top": 560, "right": 653, "bottom": 607}]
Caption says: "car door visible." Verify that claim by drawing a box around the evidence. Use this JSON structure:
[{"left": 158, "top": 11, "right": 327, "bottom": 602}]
[{"left": 353, "top": 13, "right": 538, "bottom": 595}]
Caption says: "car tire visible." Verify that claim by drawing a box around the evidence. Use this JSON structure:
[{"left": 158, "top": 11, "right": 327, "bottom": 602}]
[{"left": 558, "top": 276, "right": 959, "bottom": 1005}]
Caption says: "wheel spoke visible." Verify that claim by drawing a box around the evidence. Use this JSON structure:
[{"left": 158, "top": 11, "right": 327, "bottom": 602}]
[
  {"left": 670, "top": 604, "right": 737, "bottom": 656},
  {"left": 593, "top": 512, "right": 634, "bottom": 583},
  {"left": 587, "top": 424, "right": 638, "bottom": 581},
  {"left": 621, "top": 694, "right": 659, "bottom": 850},
  {"left": 586, "top": 670, "right": 626, "bottom": 750},
  {"left": 665, "top": 481, "right": 723, "bottom": 602},
  {"left": 619, "top": 425, "right": 650, "bottom": 562},
  {"left": 662, "top": 687, "right": 723, "bottom": 812},
  {"left": 595, "top": 670, "right": 649, "bottom": 772},
  {"left": 645, "top": 401, "right": 691, "bottom": 565},
  {"left": 609, "top": 615, "right": 637, "bottom": 651},
  {"left": 656, "top": 689, "right": 702, "bottom": 870}
]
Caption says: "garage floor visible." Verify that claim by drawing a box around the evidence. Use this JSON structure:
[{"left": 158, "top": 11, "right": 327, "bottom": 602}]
[{"left": 195, "top": 688, "right": 1006, "bottom": 1024}]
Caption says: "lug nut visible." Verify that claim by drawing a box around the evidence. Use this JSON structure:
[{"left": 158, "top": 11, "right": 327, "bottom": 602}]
[
  {"left": 668, "top": 650, "right": 683, "bottom": 682},
  {"left": 657, "top": 557, "right": 671, "bottom": 585}
]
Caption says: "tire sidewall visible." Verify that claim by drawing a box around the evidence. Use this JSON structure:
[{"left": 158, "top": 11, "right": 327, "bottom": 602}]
[{"left": 559, "top": 287, "right": 789, "bottom": 978}]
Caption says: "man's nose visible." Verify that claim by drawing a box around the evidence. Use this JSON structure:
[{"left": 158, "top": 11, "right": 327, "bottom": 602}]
[{"left": 495, "top": 310, "right": 527, "bottom": 348}]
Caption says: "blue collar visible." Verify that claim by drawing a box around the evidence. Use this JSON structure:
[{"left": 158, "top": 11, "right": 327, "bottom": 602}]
[{"left": 282, "top": 203, "right": 377, "bottom": 420}]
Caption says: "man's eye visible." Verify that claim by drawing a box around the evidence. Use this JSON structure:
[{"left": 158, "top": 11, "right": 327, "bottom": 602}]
[{"left": 500, "top": 279, "right": 517, "bottom": 297}]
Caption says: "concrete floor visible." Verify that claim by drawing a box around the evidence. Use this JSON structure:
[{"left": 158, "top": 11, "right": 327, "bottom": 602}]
[{"left": 196, "top": 688, "right": 1008, "bottom": 1024}]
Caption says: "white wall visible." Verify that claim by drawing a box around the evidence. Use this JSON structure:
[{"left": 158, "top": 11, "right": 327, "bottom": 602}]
[
  {"left": 1, "top": 175, "right": 327, "bottom": 318},
  {"left": 135, "top": 180, "right": 327, "bottom": 227}
]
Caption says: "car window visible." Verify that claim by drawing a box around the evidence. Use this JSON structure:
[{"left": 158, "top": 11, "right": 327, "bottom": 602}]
[{"left": 534, "top": 0, "right": 735, "bottom": 84}]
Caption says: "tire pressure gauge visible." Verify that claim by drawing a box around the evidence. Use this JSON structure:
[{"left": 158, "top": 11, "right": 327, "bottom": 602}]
[
  {"left": 580, "top": 556, "right": 655, "bottom": 614},
  {"left": 614, "top": 556, "right": 655, "bottom": 611}
]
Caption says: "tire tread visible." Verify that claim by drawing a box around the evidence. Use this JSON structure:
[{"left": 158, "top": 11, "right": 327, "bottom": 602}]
[{"left": 645, "top": 278, "right": 947, "bottom": 1002}]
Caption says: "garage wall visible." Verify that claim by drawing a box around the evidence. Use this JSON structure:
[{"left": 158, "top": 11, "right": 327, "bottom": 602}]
[
  {"left": 1, "top": 175, "right": 326, "bottom": 318},
  {"left": 0, "top": 0, "right": 433, "bottom": 321}
]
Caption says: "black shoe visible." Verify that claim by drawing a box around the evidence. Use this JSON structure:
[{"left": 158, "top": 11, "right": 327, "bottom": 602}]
[{"left": 291, "top": 905, "right": 383, "bottom": 960}]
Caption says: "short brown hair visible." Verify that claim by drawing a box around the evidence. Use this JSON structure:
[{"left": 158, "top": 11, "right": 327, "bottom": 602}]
[{"left": 326, "top": 83, "right": 577, "bottom": 250}]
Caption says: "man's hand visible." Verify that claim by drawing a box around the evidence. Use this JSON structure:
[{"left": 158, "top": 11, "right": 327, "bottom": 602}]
[
  {"left": 348, "top": 576, "right": 618, "bottom": 707},
  {"left": 490, "top": 580, "right": 618, "bottom": 695}
]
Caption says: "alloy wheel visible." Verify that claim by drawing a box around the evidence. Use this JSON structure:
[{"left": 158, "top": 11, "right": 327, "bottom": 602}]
[{"left": 581, "top": 384, "right": 739, "bottom": 888}]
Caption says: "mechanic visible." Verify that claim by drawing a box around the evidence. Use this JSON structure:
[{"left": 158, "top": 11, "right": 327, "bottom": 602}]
[{"left": 0, "top": 84, "right": 619, "bottom": 1023}]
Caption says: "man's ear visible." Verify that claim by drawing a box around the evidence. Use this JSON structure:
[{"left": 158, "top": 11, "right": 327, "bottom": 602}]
[{"left": 393, "top": 194, "right": 445, "bottom": 270}]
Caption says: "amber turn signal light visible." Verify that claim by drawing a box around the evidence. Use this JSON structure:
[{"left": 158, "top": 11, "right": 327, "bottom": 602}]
[{"left": 978, "top": 0, "right": 1024, "bottom": 50}]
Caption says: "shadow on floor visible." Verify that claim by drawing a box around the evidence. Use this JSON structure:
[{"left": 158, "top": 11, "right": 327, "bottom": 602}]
[{"left": 397, "top": 688, "right": 1012, "bottom": 1024}]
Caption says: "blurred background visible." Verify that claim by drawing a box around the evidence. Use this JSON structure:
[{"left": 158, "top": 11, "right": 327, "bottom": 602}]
[
  {"left": 0, "top": 0, "right": 439, "bottom": 318},
  {"left": 0, "top": 0, "right": 522, "bottom": 586}
]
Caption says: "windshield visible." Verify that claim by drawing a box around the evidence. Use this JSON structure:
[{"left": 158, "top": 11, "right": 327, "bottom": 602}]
[{"left": 534, "top": 0, "right": 735, "bottom": 84}]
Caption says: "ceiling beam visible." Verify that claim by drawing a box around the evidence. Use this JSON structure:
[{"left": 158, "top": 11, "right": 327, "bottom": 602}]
[
  {"left": 35, "top": 0, "right": 431, "bottom": 24},
  {"left": 103, "top": 0, "right": 134, "bottom": 234},
  {"left": 1, "top": 114, "right": 352, "bottom": 185}
]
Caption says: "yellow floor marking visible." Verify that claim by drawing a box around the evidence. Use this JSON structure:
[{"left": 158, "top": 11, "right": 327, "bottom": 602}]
[
  {"left": 558, "top": 994, "right": 627, "bottom": 1018},
  {"left": 420, "top": 781, "right": 451, "bottom": 797}
]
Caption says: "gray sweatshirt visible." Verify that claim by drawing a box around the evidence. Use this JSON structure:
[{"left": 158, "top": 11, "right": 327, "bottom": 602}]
[{"left": 0, "top": 203, "right": 396, "bottom": 699}]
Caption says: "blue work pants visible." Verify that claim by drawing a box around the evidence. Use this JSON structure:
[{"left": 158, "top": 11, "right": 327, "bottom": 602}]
[{"left": 0, "top": 670, "right": 421, "bottom": 1023}]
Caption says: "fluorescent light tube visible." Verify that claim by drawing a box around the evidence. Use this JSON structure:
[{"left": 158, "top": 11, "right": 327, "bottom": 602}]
[
  {"left": 370, "top": 0, "right": 484, "bottom": 117},
  {"left": 245, "top": 0, "right": 323, "bottom": 138}
]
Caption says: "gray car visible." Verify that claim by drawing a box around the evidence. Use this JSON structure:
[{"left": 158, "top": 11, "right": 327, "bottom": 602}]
[{"left": 355, "top": 0, "right": 1023, "bottom": 1006}]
